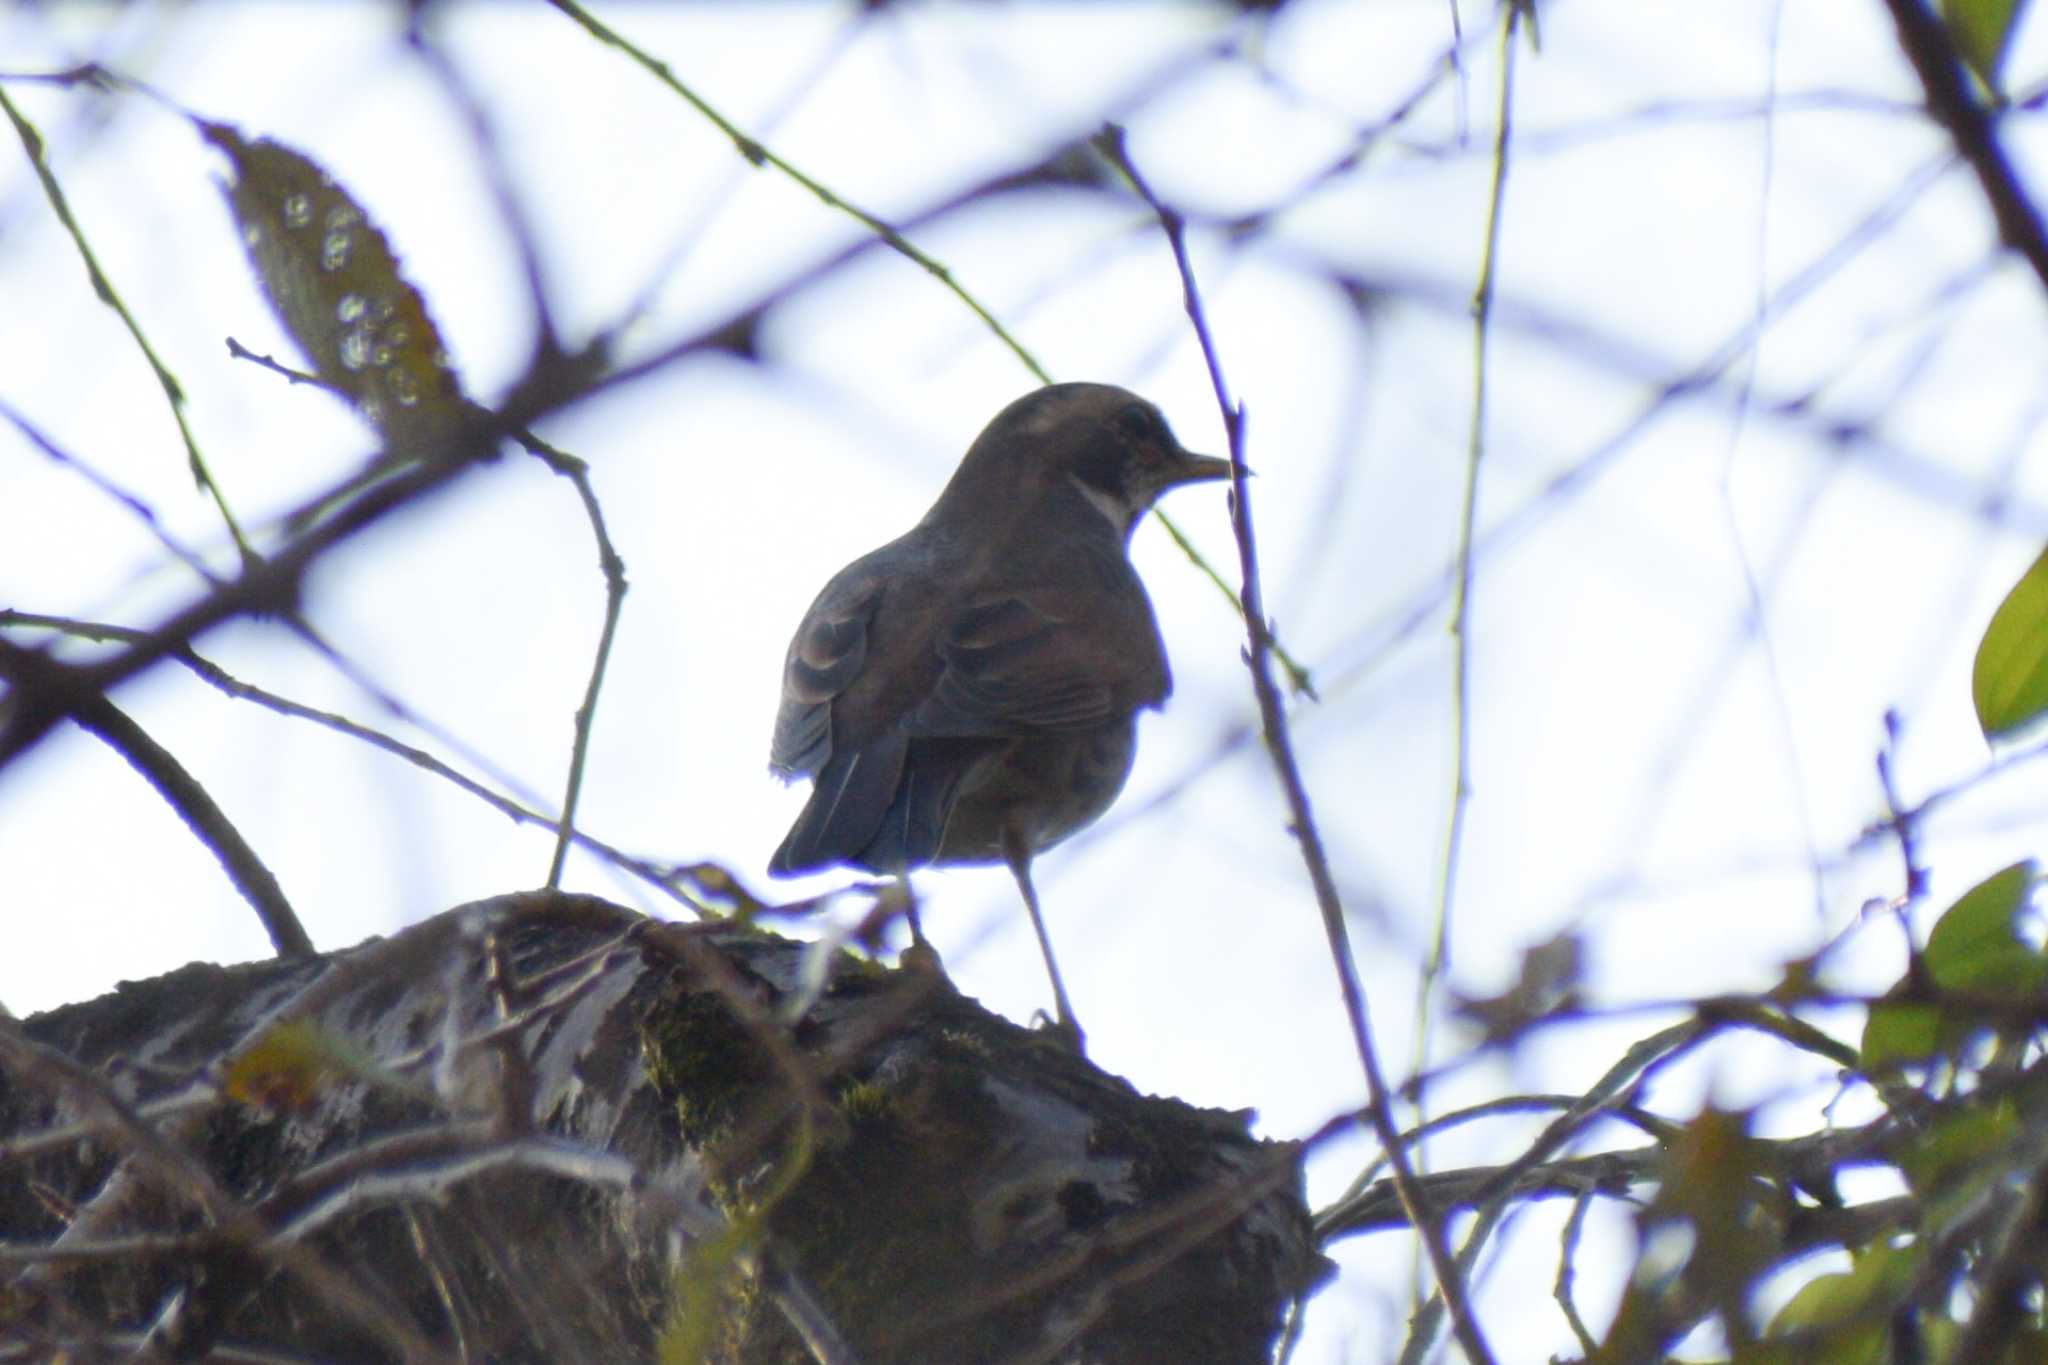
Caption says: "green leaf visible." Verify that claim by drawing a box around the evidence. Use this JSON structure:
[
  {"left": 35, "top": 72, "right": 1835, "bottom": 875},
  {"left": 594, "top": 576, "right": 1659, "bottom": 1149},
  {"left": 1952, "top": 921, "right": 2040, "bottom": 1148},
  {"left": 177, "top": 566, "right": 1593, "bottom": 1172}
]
[
  {"left": 1861, "top": 861, "right": 2042, "bottom": 1067},
  {"left": 1760, "top": 1237, "right": 1920, "bottom": 1362},
  {"left": 1942, "top": 0, "right": 2028, "bottom": 90},
  {"left": 1601, "top": 1110, "right": 1778, "bottom": 1363},
  {"left": 1975, "top": 544, "right": 2048, "bottom": 739},
  {"left": 1923, "top": 859, "right": 2040, "bottom": 991},
  {"left": 1895, "top": 1096, "right": 2018, "bottom": 1197},
  {"left": 1859, "top": 998, "right": 1941, "bottom": 1069}
]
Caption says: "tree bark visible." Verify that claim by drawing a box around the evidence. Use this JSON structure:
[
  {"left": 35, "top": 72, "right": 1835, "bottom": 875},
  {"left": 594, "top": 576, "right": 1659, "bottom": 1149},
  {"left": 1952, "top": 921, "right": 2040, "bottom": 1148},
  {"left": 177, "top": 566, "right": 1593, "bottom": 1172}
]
[{"left": 0, "top": 891, "right": 1327, "bottom": 1363}]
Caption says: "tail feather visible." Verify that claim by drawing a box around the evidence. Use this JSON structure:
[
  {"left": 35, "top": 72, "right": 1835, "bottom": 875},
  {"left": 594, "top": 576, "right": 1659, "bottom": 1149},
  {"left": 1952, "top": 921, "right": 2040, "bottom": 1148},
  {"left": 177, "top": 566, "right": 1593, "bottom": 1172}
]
[{"left": 770, "top": 732, "right": 908, "bottom": 875}]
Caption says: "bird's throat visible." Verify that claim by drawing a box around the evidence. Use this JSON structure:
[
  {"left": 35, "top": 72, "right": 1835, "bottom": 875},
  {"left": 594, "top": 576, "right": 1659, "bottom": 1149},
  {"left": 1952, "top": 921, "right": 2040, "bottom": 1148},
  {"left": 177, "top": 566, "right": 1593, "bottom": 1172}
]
[{"left": 1066, "top": 471, "right": 1138, "bottom": 539}]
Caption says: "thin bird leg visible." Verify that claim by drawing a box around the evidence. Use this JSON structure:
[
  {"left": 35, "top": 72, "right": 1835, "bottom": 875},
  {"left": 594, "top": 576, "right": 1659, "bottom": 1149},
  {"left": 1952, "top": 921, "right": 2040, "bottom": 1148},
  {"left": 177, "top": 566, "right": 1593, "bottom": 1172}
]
[
  {"left": 901, "top": 874, "right": 929, "bottom": 946},
  {"left": 1002, "top": 829, "right": 1084, "bottom": 1050},
  {"left": 891, "top": 870, "right": 944, "bottom": 978}
]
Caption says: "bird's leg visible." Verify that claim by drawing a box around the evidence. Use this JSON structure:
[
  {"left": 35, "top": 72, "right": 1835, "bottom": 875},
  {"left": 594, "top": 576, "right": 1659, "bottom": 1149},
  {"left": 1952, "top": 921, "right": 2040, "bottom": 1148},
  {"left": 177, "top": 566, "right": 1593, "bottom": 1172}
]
[
  {"left": 890, "top": 871, "right": 945, "bottom": 977},
  {"left": 1002, "top": 830, "right": 1085, "bottom": 1052}
]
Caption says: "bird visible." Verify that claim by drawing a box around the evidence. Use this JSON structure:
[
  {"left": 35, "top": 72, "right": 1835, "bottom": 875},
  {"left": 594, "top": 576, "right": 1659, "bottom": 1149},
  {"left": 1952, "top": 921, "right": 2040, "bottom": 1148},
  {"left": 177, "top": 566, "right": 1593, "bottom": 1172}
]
[{"left": 767, "top": 382, "right": 1231, "bottom": 1047}]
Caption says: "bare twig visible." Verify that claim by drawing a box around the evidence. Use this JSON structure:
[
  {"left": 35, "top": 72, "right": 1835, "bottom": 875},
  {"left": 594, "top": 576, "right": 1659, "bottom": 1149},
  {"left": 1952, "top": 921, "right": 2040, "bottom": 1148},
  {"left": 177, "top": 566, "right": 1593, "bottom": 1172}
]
[
  {"left": 0, "top": 638, "right": 312, "bottom": 957},
  {"left": 1091, "top": 122, "right": 1495, "bottom": 1365},
  {"left": 1436, "top": 0, "right": 1518, "bottom": 983},
  {"left": 0, "top": 612, "right": 716, "bottom": 918},
  {"left": 0, "top": 424, "right": 485, "bottom": 776},
  {"left": 1555, "top": 1190, "right": 1600, "bottom": 1355},
  {"left": 512, "top": 430, "right": 630, "bottom": 890},
  {"left": 406, "top": 26, "right": 561, "bottom": 352},
  {"left": 225, "top": 335, "right": 327, "bottom": 389},
  {"left": 1880, "top": 0, "right": 2048, "bottom": 294},
  {"left": 1419, "top": 0, "right": 1521, "bottom": 1138},
  {"left": 546, "top": 0, "right": 1049, "bottom": 383},
  {"left": 1322, "top": 1019, "right": 1703, "bottom": 1242},
  {"left": 0, "top": 398, "right": 221, "bottom": 586},
  {"left": 1876, "top": 707, "right": 1929, "bottom": 903},
  {"left": 1327, "top": 1092, "right": 1678, "bottom": 1218},
  {"left": 217, "top": 338, "right": 645, "bottom": 848},
  {"left": 0, "top": 85, "right": 250, "bottom": 559},
  {"left": 1323, "top": 1130, "right": 1912, "bottom": 1257}
]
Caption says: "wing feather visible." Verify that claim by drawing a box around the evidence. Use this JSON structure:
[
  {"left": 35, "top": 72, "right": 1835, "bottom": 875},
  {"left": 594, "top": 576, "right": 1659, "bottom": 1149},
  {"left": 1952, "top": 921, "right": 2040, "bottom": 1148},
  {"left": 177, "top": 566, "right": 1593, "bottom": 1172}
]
[{"left": 769, "top": 580, "right": 882, "bottom": 779}]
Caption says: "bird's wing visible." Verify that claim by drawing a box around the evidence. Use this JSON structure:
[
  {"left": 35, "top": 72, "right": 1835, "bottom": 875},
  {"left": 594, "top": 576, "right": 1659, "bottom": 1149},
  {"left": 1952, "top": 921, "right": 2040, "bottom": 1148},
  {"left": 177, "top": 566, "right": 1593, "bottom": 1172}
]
[
  {"left": 770, "top": 728, "right": 910, "bottom": 874},
  {"left": 907, "top": 589, "right": 1170, "bottom": 738},
  {"left": 770, "top": 576, "right": 882, "bottom": 780}
]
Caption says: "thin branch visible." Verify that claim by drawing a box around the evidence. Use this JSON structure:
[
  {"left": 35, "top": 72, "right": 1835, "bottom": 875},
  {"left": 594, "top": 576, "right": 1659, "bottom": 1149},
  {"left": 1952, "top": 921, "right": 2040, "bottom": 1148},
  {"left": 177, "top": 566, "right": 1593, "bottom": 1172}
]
[
  {"left": 224, "top": 335, "right": 327, "bottom": 389},
  {"left": 1880, "top": 0, "right": 2048, "bottom": 295},
  {"left": 1400, "top": 1192, "right": 1508, "bottom": 1365},
  {"left": 1877, "top": 707, "right": 1930, "bottom": 903},
  {"left": 1448, "top": 0, "right": 1515, "bottom": 862},
  {"left": 0, "top": 398, "right": 222, "bottom": 586},
  {"left": 1091, "top": 122, "right": 1494, "bottom": 1365},
  {"left": 0, "top": 638, "right": 313, "bottom": 957},
  {"left": 545, "top": 0, "right": 1049, "bottom": 383},
  {"left": 1708, "top": 0, "right": 1831, "bottom": 933},
  {"left": 1323, "top": 1019, "right": 1704, "bottom": 1241},
  {"left": 511, "top": 430, "right": 630, "bottom": 890},
  {"left": 0, "top": 1080, "right": 216, "bottom": 1169},
  {"left": 1328, "top": 1092, "right": 1678, "bottom": 1218},
  {"left": 263, "top": 1131, "right": 647, "bottom": 1243},
  {"left": 1424, "top": 0, "right": 1519, "bottom": 1085},
  {"left": 406, "top": 24, "right": 560, "bottom": 352},
  {"left": 0, "top": 611, "right": 715, "bottom": 919},
  {"left": 0, "top": 1231, "right": 217, "bottom": 1267},
  {"left": 1151, "top": 508, "right": 1316, "bottom": 698},
  {"left": 217, "top": 340, "right": 606, "bottom": 827},
  {"left": 1324, "top": 1144, "right": 1642, "bottom": 1239},
  {"left": 1554, "top": 1190, "right": 1600, "bottom": 1355},
  {"left": 1323, "top": 1133, "right": 1913, "bottom": 1258},
  {"left": 0, "top": 422, "right": 484, "bottom": 776},
  {"left": 1297, "top": 144, "right": 1961, "bottom": 844},
  {"left": 1406, "top": 89, "right": 1926, "bottom": 161},
  {"left": 608, "top": 14, "right": 868, "bottom": 339},
  {"left": 0, "top": 84, "right": 250, "bottom": 559}
]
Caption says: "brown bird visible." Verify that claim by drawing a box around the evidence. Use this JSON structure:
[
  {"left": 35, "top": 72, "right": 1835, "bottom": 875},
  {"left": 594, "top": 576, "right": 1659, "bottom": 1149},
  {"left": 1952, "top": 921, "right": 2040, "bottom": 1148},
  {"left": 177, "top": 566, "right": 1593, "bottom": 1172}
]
[{"left": 768, "top": 382, "right": 1230, "bottom": 1044}]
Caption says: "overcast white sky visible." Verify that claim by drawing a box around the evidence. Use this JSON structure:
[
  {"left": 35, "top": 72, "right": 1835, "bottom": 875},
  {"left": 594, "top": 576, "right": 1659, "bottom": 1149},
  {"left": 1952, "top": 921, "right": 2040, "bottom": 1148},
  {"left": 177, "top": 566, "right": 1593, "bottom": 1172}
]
[{"left": 8, "top": 1, "right": 2048, "bottom": 1357}]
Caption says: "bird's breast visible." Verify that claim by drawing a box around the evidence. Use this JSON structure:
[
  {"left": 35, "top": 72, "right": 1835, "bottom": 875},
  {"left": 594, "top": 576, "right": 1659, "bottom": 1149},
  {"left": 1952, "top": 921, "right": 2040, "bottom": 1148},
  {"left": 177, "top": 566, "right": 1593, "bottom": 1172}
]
[{"left": 924, "top": 719, "right": 1141, "bottom": 866}]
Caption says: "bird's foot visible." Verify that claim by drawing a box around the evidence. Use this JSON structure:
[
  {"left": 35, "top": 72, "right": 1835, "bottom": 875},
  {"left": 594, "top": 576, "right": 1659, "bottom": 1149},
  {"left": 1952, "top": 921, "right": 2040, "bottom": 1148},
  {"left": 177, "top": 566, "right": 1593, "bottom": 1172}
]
[
  {"left": 899, "top": 936, "right": 948, "bottom": 981},
  {"left": 1032, "top": 1010, "right": 1087, "bottom": 1056}
]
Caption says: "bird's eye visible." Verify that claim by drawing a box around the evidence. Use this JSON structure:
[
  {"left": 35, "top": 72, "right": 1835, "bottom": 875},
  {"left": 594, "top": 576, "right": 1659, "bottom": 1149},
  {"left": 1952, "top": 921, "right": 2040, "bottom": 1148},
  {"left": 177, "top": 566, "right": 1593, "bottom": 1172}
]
[{"left": 1116, "top": 405, "right": 1158, "bottom": 440}]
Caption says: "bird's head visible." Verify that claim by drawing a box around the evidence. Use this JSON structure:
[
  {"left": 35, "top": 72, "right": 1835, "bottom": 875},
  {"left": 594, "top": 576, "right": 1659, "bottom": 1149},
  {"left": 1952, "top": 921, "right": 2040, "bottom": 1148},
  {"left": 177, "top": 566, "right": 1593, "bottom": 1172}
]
[{"left": 937, "top": 383, "right": 1233, "bottom": 539}]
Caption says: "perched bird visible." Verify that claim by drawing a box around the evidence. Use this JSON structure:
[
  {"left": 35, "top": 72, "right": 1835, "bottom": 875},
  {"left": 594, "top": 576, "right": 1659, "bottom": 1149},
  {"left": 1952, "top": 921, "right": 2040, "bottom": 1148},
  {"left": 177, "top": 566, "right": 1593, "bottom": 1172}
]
[{"left": 768, "top": 382, "right": 1231, "bottom": 1044}]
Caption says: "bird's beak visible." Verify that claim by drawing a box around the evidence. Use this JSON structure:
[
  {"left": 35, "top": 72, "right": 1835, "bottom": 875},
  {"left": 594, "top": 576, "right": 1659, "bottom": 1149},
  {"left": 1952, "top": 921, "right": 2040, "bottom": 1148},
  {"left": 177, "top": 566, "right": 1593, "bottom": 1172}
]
[{"left": 1167, "top": 450, "right": 1236, "bottom": 487}]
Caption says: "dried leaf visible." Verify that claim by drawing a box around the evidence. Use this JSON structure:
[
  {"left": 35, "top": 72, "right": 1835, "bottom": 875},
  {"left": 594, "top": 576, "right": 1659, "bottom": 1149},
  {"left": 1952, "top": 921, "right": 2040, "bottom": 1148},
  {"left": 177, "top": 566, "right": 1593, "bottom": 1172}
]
[
  {"left": 223, "top": 1019, "right": 348, "bottom": 1115},
  {"left": 203, "top": 122, "right": 466, "bottom": 452}
]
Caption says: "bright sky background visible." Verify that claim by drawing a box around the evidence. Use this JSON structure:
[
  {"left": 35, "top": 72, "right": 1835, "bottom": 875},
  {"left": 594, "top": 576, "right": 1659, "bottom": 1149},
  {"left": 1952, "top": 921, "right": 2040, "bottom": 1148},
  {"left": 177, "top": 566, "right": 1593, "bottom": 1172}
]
[{"left": 8, "top": 1, "right": 2048, "bottom": 1358}]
